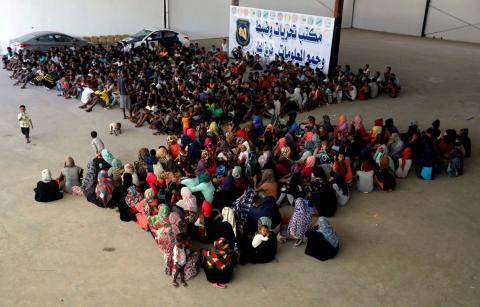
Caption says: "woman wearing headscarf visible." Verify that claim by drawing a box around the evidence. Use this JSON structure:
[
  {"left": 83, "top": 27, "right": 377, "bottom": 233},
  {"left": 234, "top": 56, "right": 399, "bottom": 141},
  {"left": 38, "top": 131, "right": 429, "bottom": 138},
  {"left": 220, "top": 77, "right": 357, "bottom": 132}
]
[
  {"left": 388, "top": 133, "right": 405, "bottom": 160},
  {"left": 252, "top": 114, "right": 265, "bottom": 136},
  {"left": 245, "top": 196, "right": 281, "bottom": 236},
  {"left": 276, "top": 146, "right": 293, "bottom": 179},
  {"left": 247, "top": 216, "right": 278, "bottom": 264},
  {"left": 232, "top": 186, "right": 256, "bottom": 227},
  {"left": 100, "top": 148, "right": 115, "bottom": 166},
  {"left": 301, "top": 155, "right": 316, "bottom": 178},
  {"left": 117, "top": 173, "right": 137, "bottom": 222},
  {"left": 310, "top": 167, "right": 337, "bottom": 217},
  {"left": 335, "top": 114, "right": 349, "bottom": 141},
  {"left": 175, "top": 187, "right": 198, "bottom": 224},
  {"left": 107, "top": 158, "right": 124, "bottom": 188},
  {"left": 86, "top": 170, "right": 114, "bottom": 208},
  {"left": 332, "top": 172, "right": 350, "bottom": 207},
  {"left": 79, "top": 160, "right": 99, "bottom": 196},
  {"left": 187, "top": 172, "right": 215, "bottom": 203},
  {"left": 375, "top": 156, "right": 397, "bottom": 192},
  {"left": 123, "top": 163, "right": 140, "bottom": 187},
  {"left": 164, "top": 212, "right": 199, "bottom": 281},
  {"left": 149, "top": 204, "right": 171, "bottom": 251},
  {"left": 134, "top": 148, "right": 150, "bottom": 182},
  {"left": 202, "top": 237, "right": 234, "bottom": 289},
  {"left": 255, "top": 169, "right": 278, "bottom": 200},
  {"left": 351, "top": 115, "right": 368, "bottom": 141},
  {"left": 262, "top": 124, "right": 276, "bottom": 148},
  {"left": 59, "top": 156, "right": 83, "bottom": 193},
  {"left": 305, "top": 217, "right": 339, "bottom": 261},
  {"left": 395, "top": 147, "right": 413, "bottom": 178},
  {"left": 322, "top": 115, "right": 334, "bottom": 137},
  {"left": 356, "top": 157, "right": 374, "bottom": 193},
  {"left": 34, "top": 169, "right": 63, "bottom": 202},
  {"left": 134, "top": 188, "right": 158, "bottom": 231},
  {"left": 232, "top": 166, "right": 247, "bottom": 195},
  {"left": 196, "top": 150, "right": 216, "bottom": 177},
  {"left": 208, "top": 121, "right": 221, "bottom": 137},
  {"left": 212, "top": 175, "right": 238, "bottom": 210},
  {"left": 282, "top": 198, "right": 312, "bottom": 247},
  {"left": 273, "top": 137, "right": 287, "bottom": 157}
]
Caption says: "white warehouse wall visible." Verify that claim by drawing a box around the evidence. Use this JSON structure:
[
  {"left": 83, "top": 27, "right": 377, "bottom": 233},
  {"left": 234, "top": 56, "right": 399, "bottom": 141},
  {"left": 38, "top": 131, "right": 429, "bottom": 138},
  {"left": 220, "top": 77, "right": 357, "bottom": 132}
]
[
  {"left": 424, "top": 0, "right": 480, "bottom": 44},
  {"left": 169, "top": 0, "right": 354, "bottom": 40},
  {"left": 0, "top": 0, "right": 165, "bottom": 52},
  {"left": 353, "top": 0, "right": 427, "bottom": 36}
]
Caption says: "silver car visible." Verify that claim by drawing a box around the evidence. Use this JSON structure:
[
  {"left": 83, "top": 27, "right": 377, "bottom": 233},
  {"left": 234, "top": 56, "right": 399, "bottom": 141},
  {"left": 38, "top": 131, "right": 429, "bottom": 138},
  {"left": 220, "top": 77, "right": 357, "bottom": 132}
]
[{"left": 9, "top": 31, "right": 91, "bottom": 53}]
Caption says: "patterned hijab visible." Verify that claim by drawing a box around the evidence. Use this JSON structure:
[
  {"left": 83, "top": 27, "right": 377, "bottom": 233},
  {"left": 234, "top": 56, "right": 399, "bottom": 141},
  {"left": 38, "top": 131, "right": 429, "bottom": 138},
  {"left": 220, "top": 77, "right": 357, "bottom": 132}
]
[
  {"left": 316, "top": 217, "right": 339, "bottom": 248},
  {"left": 95, "top": 170, "right": 114, "bottom": 206},
  {"left": 203, "top": 237, "right": 232, "bottom": 271},
  {"left": 287, "top": 198, "right": 312, "bottom": 241},
  {"left": 232, "top": 187, "right": 255, "bottom": 224}
]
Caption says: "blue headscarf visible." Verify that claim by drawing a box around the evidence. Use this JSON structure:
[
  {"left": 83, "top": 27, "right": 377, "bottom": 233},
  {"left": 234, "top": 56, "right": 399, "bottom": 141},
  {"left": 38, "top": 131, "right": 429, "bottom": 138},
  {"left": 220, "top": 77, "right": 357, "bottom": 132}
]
[
  {"left": 253, "top": 115, "right": 265, "bottom": 135},
  {"left": 316, "top": 217, "right": 339, "bottom": 248}
]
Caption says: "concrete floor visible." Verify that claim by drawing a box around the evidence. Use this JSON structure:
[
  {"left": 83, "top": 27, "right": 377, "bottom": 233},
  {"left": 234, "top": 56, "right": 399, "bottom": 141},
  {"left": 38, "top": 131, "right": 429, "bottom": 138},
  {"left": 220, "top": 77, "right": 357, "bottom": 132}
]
[{"left": 0, "top": 29, "right": 479, "bottom": 307}]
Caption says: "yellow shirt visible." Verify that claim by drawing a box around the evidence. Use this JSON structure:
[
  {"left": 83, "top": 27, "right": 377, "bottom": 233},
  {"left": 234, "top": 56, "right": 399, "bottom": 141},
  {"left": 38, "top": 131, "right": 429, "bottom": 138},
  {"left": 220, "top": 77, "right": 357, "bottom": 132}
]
[{"left": 95, "top": 90, "right": 110, "bottom": 106}]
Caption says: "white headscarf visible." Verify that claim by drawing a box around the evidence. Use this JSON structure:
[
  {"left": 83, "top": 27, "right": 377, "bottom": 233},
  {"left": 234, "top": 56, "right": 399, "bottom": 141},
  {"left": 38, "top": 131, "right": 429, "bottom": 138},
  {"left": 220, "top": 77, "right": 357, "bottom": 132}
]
[
  {"left": 222, "top": 207, "right": 237, "bottom": 237},
  {"left": 41, "top": 169, "right": 52, "bottom": 183}
]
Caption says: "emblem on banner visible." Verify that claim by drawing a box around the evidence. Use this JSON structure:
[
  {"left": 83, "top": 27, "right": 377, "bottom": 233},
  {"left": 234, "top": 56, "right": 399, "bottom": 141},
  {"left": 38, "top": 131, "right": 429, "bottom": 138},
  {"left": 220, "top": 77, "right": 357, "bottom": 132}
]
[{"left": 236, "top": 19, "right": 250, "bottom": 47}]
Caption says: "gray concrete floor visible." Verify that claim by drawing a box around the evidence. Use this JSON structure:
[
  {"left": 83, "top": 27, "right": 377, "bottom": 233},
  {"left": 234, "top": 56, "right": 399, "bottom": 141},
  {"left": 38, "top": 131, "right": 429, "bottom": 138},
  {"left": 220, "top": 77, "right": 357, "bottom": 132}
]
[{"left": 0, "top": 29, "right": 479, "bottom": 307}]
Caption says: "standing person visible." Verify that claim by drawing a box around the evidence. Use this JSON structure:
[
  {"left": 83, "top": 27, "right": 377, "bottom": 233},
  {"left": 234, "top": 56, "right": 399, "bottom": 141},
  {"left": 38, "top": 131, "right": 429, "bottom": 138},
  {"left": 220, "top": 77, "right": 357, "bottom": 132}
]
[
  {"left": 221, "top": 38, "right": 228, "bottom": 56},
  {"left": 117, "top": 70, "right": 131, "bottom": 119},
  {"left": 18, "top": 105, "right": 33, "bottom": 143},
  {"left": 90, "top": 131, "right": 105, "bottom": 155},
  {"left": 172, "top": 233, "right": 188, "bottom": 288}
]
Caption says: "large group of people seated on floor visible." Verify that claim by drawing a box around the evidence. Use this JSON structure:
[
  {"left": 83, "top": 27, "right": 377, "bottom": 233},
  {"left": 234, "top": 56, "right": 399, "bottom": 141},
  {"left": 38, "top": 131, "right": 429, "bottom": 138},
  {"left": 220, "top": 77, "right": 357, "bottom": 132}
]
[
  {"left": 33, "top": 111, "right": 471, "bottom": 288},
  {"left": 3, "top": 39, "right": 401, "bottom": 130}
]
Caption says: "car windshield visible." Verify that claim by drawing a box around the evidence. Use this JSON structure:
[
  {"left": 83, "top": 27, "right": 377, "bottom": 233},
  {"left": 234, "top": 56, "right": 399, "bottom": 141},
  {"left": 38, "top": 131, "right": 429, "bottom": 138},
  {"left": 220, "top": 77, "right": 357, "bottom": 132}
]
[{"left": 132, "top": 29, "right": 152, "bottom": 39}]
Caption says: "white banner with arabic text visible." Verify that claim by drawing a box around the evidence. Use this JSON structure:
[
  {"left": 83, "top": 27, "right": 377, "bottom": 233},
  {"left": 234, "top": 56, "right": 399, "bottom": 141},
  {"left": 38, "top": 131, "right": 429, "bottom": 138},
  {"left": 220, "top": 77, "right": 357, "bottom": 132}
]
[{"left": 229, "top": 6, "right": 335, "bottom": 74}]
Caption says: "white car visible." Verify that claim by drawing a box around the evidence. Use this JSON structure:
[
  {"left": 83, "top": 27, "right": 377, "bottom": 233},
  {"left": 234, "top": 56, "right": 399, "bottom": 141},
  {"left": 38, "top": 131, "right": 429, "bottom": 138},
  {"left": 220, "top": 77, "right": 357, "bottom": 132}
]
[{"left": 122, "top": 28, "right": 190, "bottom": 48}]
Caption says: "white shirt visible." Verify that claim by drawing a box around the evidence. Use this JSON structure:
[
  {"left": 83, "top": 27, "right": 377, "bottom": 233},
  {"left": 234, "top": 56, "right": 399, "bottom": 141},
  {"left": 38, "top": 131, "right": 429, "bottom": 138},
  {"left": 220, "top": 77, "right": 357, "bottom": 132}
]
[
  {"left": 252, "top": 233, "right": 269, "bottom": 248},
  {"left": 273, "top": 99, "right": 281, "bottom": 116},
  {"left": 81, "top": 87, "right": 94, "bottom": 104},
  {"left": 356, "top": 170, "right": 374, "bottom": 193},
  {"left": 173, "top": 245, "right": 186, "bottom": 266},
  {"left": 221, "top": 42, "right": 228, "bottom": 53},
  {"left": 91, "top": 137, "right": 104, "bottom": 154},
  {"left": 333, "top": 184, "right": 350, "bottom": 207}
]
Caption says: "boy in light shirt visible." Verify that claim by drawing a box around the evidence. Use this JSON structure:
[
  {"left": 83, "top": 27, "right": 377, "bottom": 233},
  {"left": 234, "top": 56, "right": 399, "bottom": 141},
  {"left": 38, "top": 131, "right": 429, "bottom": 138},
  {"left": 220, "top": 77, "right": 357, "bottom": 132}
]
[{"left": 17, "top": 105, "right": 33, "bottom": 143}]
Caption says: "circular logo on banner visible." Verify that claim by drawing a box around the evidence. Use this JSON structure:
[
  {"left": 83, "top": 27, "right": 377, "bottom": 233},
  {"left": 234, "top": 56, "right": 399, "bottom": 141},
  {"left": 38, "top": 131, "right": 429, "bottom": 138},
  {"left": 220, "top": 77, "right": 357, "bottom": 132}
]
[{"left": 236, "top": 19, "right": 251, "bottom": 47}]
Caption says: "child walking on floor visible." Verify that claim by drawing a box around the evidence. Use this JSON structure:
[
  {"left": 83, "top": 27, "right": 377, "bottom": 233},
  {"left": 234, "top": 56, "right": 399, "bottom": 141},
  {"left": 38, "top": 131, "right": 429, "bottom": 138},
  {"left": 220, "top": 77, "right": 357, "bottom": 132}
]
[
  {"left": 172, "top": 233, "right": 188, "bottom": 287},
  {"left": 18, "top": 105, "right": 33, "bottom": 143}
]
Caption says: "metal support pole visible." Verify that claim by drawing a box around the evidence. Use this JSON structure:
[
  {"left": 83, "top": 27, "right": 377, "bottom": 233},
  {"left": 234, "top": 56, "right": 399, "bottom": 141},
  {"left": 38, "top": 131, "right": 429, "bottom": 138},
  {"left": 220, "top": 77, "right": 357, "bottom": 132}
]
[
  {"left": 421, "top": 0, "right": 431, "bottom": 37},
  {"left": 328, "top": 0, "right": 344, "bottom": 77}
]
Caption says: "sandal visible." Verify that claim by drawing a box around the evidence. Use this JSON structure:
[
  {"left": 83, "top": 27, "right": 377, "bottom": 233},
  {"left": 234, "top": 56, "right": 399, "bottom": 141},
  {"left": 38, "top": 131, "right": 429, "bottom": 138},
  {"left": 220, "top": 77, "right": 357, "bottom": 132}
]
[
  {"left": 211, "top": 283, "right": 226, "bottom": 289},
  {"left": 172, "top": 281, "right": 179, "bottom": 288}
]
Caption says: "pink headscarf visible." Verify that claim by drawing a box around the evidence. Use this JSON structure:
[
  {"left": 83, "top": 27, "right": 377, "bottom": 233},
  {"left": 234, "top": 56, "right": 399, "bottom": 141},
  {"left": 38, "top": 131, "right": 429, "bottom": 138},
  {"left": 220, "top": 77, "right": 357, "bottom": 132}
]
[
  {"left": 186, "top": 128, "right": 196, "bottom": 141},
  {"left": 305, "top": 155, "right": 316, "bottom": 168},
  {"left": 274, "top": 137, "right": 287, "bottom": 155}
]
